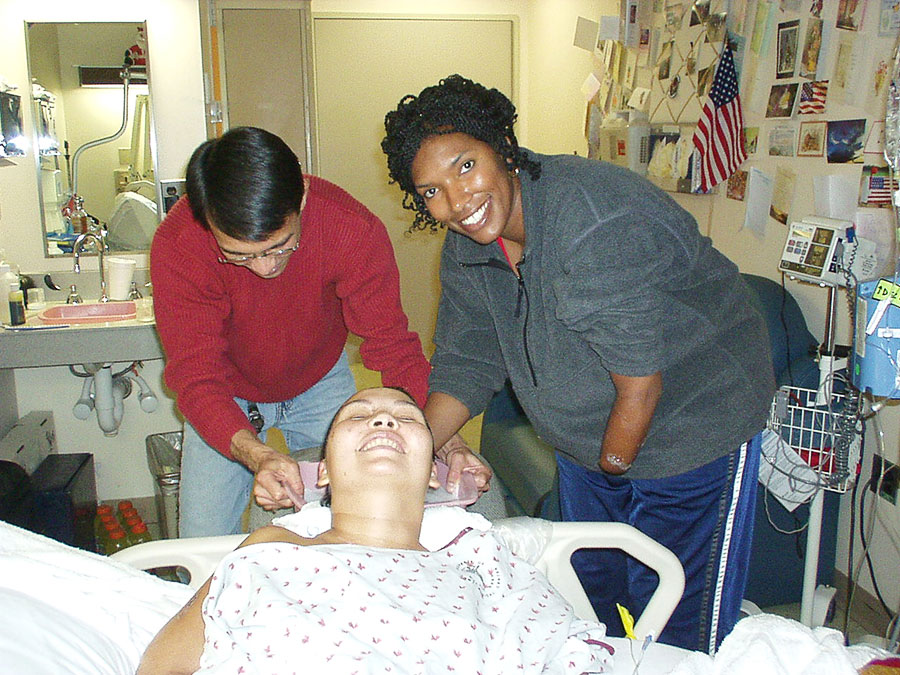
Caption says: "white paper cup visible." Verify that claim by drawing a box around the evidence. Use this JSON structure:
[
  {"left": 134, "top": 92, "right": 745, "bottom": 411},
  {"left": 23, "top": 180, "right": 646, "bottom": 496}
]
[
  {"left": 107, "top": 257, "right": 136, "bottom": 301},
  {"left": 26, "top": 287, "right": 46, "bottom": 309}
]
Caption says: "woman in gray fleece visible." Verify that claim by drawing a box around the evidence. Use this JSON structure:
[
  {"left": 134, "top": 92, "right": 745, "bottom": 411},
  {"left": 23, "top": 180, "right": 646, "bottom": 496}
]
[{"left": 382, "top": 74, "right": 774, "bottom": 653}]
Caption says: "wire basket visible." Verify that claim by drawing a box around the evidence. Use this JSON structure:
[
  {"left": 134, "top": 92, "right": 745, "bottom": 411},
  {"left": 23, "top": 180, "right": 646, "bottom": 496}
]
[{"left": 766, "top": 385, "right": 863, "bottom": 493}]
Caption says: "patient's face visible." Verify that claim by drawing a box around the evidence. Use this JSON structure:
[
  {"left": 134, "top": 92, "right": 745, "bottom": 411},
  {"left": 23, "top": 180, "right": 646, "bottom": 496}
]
[{"left": 322, "top": 388, "right": 435, "bottom": 489}]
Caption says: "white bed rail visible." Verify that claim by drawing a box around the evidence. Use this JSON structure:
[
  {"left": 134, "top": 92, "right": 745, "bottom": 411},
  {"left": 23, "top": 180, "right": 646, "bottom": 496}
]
[
  {"left": 113, "top": 518, "right": 684, "bottom": 641},
  {"left": 537, "top": 521, "right": 685, "bottom": 640}
]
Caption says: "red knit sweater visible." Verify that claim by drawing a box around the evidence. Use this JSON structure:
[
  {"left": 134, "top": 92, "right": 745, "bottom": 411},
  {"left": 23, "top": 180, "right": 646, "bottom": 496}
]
[{"left": 150, "top": 176, "right": 430, "bottom": 457}]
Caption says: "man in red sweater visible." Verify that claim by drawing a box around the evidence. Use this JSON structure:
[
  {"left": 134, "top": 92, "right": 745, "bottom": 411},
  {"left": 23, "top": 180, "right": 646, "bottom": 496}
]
[{"left": 151, "top": 127, "right": 434, "bottom": 537}]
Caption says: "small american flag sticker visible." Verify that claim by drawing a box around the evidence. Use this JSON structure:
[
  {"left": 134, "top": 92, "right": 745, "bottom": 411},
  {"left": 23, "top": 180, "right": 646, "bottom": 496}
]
[{"left": 798, "top": 80, "right": 828, "bottom": 115}]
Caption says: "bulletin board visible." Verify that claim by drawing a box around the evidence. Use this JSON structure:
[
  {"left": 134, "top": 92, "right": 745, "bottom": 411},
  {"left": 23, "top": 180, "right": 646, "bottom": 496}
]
[
  {"left": 646, "top": 0, "right": 728, "bottom": 124},
  {"left": 584, "top": 0, "right": 900, "bottom": 208}
]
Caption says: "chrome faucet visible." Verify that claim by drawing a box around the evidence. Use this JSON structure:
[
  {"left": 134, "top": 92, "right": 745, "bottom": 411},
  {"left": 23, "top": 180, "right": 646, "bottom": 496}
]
[{"left": 73, "top": 230, "right": 109, "bottom": 302}]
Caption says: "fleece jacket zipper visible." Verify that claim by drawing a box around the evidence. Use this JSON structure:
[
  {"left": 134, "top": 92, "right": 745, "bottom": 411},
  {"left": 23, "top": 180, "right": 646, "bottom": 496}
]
[{"left": 458, "top": 258, "right": 539, "bottom": 387}]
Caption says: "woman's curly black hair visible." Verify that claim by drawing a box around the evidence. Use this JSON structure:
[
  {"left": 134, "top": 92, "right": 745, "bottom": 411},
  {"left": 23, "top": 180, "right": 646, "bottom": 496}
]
[{"left": 382, "top": 74, "right": 541, "bottom": 233}]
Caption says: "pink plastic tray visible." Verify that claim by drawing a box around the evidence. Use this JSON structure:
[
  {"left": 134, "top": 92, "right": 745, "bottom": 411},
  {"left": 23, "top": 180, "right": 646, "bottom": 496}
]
[
  {"left": 38, "top": 301, "right": 136, "bottom": 325},
  {"left": 287, "top": 460, "right": 479, "bottom": 510}
]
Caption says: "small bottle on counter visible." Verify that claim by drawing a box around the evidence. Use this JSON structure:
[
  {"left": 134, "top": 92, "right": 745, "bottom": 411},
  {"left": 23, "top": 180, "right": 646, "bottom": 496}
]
[
  {"left": 0, "top": 265, "right": 11, "bottom": 325},
  {"left": 8, "top": 289, "right": 25, "bottom": 326},
  {"left": 71, "top": 196, "right": 89, "bottom": 235}
]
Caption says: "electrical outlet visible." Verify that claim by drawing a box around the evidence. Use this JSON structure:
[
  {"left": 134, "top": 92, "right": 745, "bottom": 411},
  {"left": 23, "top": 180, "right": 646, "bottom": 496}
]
[
  {"left": 870, "top": 454, "right": 900, "bottom": 505},
  {"left": 159, "top": 179, "right": 186, "bottom": 215}
]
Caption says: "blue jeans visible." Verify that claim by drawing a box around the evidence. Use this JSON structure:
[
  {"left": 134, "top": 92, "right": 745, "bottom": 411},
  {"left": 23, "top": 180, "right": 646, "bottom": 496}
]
[
  {"left": 179, "top": 352, "right": 356, "bottom": 537},
  {"left": 557, "top": 434, "right": 761, "bottom": 652}
]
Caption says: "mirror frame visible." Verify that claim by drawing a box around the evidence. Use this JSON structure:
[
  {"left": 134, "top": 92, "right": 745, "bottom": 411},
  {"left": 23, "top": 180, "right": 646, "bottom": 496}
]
[{"left": 23, "top": 20, "right": 163, "bottom": 257}]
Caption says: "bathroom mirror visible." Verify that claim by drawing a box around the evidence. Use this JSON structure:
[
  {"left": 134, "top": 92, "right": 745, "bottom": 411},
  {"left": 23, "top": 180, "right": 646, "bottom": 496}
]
[{"left": 25, "top": 21, "right": 160, "bottom": 256}]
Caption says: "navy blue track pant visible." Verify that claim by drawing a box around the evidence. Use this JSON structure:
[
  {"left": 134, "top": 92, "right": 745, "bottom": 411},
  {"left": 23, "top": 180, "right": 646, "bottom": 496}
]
[{"left": 557, "top": 433, "right": 761, "bottom": 653}]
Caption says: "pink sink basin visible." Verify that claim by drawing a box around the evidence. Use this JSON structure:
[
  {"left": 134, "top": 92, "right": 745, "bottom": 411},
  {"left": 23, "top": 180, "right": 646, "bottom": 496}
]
[{"left": 38, "top": 301, "right": 137, "bottom": 325}]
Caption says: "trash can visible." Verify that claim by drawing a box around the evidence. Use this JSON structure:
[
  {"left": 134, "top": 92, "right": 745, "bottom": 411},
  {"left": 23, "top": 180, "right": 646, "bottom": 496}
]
[{"left": 146, "top": 431, "right": 182, "bottom": 539}]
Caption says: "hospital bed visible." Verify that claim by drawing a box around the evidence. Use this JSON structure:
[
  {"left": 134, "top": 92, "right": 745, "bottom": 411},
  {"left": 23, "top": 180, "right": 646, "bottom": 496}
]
[
  {"left": 5, "top": 511, "right": 888, "bottom": 674},
  {"left": 0, "top": 511, "right": 692, "bottom": 674}
]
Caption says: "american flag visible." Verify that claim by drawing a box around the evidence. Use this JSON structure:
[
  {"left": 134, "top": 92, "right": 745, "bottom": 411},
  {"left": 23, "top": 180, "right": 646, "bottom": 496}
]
[
  {"left": 692, "top": 46, "right": 746, "bottom": 193},
  {"left": 863, "top": 168, "right": 898, "bottom": 206},
  {"left": 798, "top": 81, "right": 828, "bottom": 114}
]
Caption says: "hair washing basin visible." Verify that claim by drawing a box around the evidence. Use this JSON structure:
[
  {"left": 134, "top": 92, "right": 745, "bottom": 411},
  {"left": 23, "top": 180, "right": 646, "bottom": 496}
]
[{"left": 38, "top": 301, "right": 136, "bottom": 325}]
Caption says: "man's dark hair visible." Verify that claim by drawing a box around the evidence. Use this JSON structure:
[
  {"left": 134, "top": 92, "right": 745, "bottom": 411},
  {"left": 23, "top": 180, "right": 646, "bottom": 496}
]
[
  {"left": 382, "top": 74, "right": 541, "bottom": 233},
  {"left": 185, "top": 127, "right": 304, "bottom": 241}
]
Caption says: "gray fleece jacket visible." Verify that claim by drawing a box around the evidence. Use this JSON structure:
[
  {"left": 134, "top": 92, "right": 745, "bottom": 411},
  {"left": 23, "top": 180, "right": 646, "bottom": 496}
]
[{"left": 429, "top": 150, "right": 775, "bottom": 479}]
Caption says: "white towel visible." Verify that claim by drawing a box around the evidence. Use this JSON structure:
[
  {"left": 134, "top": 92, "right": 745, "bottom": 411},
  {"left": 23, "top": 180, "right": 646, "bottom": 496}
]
[{"left": 668, "top": 613, "right": 893, "bottom": 675}]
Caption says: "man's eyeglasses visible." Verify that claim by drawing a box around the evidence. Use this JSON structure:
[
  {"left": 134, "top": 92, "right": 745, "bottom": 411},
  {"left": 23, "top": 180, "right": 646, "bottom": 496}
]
[{"left": 216, "top": 237, "right": 301, "bottom": 266}]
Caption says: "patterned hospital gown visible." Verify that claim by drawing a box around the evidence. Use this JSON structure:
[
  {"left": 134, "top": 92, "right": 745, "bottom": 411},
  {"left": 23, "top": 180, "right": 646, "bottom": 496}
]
[{"left": 197, "top": 528, "right": 613, "bottom": 674}]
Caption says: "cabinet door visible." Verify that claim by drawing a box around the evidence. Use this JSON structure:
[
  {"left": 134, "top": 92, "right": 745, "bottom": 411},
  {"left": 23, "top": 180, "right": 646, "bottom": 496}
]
[{"left": 217, "top": 4, "right": 314, "bottom": 170}]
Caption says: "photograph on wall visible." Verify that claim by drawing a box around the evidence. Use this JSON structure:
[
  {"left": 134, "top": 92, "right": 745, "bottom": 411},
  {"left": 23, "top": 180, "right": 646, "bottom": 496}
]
[
  {"left": 744, "top": 127, "right": 760, "bottom": 154},
  {"left": 769, "top": 125, "right": 798, "bottom": 157},
  {"left": 658, "top": 40, "right": 674, "bottom": 79},
  {"left": 831, "top": 36, "right": 859, "bottom": 105},
  {"left": 798, "top": 120, "right": 826, "bottom": 156},
  {"left": 837, "top": 0, "right": 866, "bottom": 31},
  {"left": 666, "top": 4, "right": 686, "bottom": 31},
  {"left": 810, "top": 0, "right": 824, "bottom": 19},
  {"left": 769, "top": 166, "right": 797, "bottom": 225},
  {"left": 799, "top": 17, "right": 824, "bottom": 79},
  {"left": 706, "top": 13, "right": 727, "bottom": 42},
  {"left": 726, "top": 169, "right": 748, "bottom": 200},
  {"left": 690, "top": 0, "right": 711, "bottom": 26},
  {"left": 776, "top": 20, "right": 800, "bottom": 78},
  {"left": 826, "top": 118, "right": 866, "bottom": 163},
  {"left": 797, "top": 80, "right": 828, "bottom": 114},
  {"left": 766, "top": 83, "right": 800, "bottom": 118},
  {"left": 859, "top": 165, "right": 898, "bottom": 207}
]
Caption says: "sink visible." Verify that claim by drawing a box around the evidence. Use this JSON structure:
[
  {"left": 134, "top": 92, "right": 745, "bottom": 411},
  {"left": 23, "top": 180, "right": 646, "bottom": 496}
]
[{"left": 38, "top": 301, "right": 137, "bottom": 325}]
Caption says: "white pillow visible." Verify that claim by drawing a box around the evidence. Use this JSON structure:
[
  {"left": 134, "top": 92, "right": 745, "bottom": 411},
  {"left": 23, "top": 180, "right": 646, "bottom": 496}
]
[
  {"left": 273, "top": 504, "right": 491, "bottom": 550},
  {"left": 0, "top": 587, "right": 135, "bottom": 675}
]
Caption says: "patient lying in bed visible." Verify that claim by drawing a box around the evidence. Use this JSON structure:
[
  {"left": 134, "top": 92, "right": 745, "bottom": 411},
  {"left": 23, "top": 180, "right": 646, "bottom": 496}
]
[{"left": 139, "top": 387, "right": 613, "bottom": 674}]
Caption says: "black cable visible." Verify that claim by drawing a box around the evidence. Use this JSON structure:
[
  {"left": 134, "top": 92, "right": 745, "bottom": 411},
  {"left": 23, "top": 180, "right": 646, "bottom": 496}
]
[
  {"left": 858, "top": 476, "right": 898, "bottom": 620},
  {"left": 779, "top": 273, "right": 796, "bottom": 385}
]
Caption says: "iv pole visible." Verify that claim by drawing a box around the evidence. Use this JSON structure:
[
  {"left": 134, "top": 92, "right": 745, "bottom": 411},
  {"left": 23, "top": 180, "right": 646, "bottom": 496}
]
[{"left": 800, "top": 284, "right": 839, "bottom": 628}]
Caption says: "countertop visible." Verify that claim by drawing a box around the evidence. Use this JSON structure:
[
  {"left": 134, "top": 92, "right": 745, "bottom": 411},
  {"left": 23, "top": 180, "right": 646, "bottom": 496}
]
[{"left": 0, "top": 304, "right": 163, "bottom": 369}]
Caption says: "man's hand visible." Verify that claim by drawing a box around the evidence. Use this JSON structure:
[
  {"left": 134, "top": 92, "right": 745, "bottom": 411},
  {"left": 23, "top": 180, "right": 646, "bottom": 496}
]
[
  {"left": 252, "top": 451, "right": 305, "bottom": 510},
  {"left": 437, "top": 433, "right": 492, "bottom": 494},
  {"left": 230, "top": 429, "right": 304, "bottom": 510}
]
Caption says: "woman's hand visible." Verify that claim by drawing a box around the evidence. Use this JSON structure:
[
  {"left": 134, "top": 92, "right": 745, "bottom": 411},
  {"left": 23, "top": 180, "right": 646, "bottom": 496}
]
[{"left": 438, "top": 433, "right": 493, "bottom": 493}]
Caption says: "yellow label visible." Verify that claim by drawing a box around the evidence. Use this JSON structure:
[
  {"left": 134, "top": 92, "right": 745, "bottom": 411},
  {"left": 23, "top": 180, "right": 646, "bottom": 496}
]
[
  {"left": 872, "top": 279, "right": 900, "bottom": 307},
  {"left": 616, "top": 603, "right": 637, "bottom": 639}
]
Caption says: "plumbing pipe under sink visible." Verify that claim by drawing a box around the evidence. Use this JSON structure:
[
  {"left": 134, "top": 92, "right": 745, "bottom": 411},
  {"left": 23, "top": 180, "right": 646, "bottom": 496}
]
[{"left": 71, "top": 363, "right": 158, "bottom": 435}]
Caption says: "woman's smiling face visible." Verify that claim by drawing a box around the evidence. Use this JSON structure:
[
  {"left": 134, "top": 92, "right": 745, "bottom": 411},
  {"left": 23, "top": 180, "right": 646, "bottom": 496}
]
[
  {"left": 411, "top": 132, "right": 523, "bottom": 246},
  {"left": 321, "top": 388, "right": 436, "bottom": 490}
]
